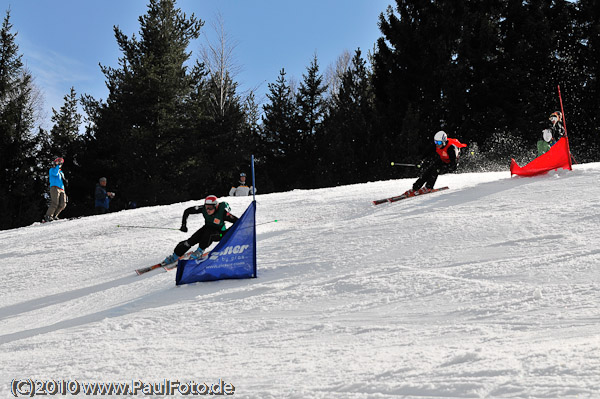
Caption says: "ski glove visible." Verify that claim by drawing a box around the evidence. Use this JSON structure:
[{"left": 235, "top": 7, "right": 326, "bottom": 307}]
[{"left": 180, "top": 225, "right": 188, "bottom": 233}]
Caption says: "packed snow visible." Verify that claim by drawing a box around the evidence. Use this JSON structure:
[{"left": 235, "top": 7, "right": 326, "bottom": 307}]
[{"left": 1, "top": 164, "right": 599, "bottom": 398}]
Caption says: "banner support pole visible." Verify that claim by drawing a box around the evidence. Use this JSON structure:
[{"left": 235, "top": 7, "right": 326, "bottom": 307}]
[
  {"left": 251, "top": 154, "right": 256, "bottom": 202},
  {"left": 557, "top": 85, "right": 573, "bottom": 169},
  {"left": 250, "top": 154, "right": 257, "bottom": 277}
]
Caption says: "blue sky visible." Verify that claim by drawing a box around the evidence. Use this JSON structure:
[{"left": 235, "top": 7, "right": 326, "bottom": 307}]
[{"left": 3, "top": 0, "right": 391, "bottom": 128}]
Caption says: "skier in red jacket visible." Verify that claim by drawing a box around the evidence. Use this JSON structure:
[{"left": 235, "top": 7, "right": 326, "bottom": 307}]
[{"left": 405, "top": 131, "right": 467, "bottom": 195}]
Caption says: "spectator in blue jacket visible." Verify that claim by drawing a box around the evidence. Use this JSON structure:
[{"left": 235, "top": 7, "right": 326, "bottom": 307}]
[
  {"left": 44, "top": 157, "right": 67, "bottom": 222},
  {"left": 95, "top": 177, "right": 115, "bottom": 214}
]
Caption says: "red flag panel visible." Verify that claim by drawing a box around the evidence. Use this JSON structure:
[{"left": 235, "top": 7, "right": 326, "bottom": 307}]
[{"left": 510, "top": 137, "right": 572, "bottom": 177}]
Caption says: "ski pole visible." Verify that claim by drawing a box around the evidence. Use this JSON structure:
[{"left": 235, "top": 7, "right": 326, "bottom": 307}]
[
  {"left": 118, "top": 220, "right": 279, "bottom": 232},
  {"left": 390, "top": 162, "right": 416, "bottom": 167},
  {"left": 116, "top": 225, "right": 181, "bottom": 231},
  {"left": 256, "top": 219, "right": 278, "bottom": 226},
  {"left": 231, "top": 220, "right": 280, "bottom": 234}
]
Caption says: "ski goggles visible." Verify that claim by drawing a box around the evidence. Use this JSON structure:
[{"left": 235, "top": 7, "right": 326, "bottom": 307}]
[
  {"left": 434, "top": 140, "right": 444, "bottom": 145},
  {"left": 205, "top": 205, "right": 216, "bottom": 211}
]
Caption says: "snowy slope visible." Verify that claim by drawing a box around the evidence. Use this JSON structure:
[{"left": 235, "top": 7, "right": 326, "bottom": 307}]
[{"left": 1, "top": 164, "right": 599, "bottom": 398}]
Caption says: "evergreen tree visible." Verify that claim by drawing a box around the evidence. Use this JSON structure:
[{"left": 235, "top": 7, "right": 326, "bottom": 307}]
[
  {"left": 294, "top": 55, "right": 328, "bottom": 187},
  {"left": 570, "top": 0, "right": 599, "bottom": 160},
  {"left": 318, "top": 49, "right": 375, "bottom": 186},
  {"left": 240, "top": 90, "right": 261, "bottom": 165},
  {"left": 0, "top": 11, "right": 45, "bottom": 229},
  {"left": 82, "top": 0, "right": 205, "bottom": 207},
  {"left": 260, "top": 69, "right": 298, "bottom": 191},
  {"left": 243, "top": 91, "right": 261, "bottom": 137},
  {"left": 373, "top": 1, "right": 460, "bottom": 174},
  {"left": 41, "top": 87, "right": 88, "bottom": 216},
  {"left": 454, "top": 0, "right": 579, "bottom": 161},
  {"left": 42, "top": 87, "right": 82, "bottom": 165},
  {"left": 371, "top": 0, "right": 586, "bottom": 169},
  {"left": 495, "top": 0, "right": 555, "bottom": 148},
  {"left": 446, "top": 0, "right": 503, "bottom": 149},
  {"left": 297, "top": 54, "right": 328, "bottom": 139}
]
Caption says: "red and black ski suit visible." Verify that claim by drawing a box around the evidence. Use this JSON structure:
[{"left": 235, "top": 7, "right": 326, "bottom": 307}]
[{"left": 412, "top": 138, "right": 467, "bottom": 191}]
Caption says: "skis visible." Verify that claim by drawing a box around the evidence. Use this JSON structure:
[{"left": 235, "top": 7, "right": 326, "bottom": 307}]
[
  {"left": 135, "top": 262, "right": 170, "bottom": 276},
  {"left": 134, "top": 251, "right": 190, "bottom": 275},
  {"left": 134, "top": 251, "right": 207, "bottom": 276},
  {"left": 372, "top": 186, "right": 449, "bottom": 205},
  {"left": 162, "top": 252, "right": 208, "bottom": 271}
]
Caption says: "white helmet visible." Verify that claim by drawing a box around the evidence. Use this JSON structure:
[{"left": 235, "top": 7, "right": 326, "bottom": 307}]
[
  {"left": 434, "top": 131, "right": 447, "bottom": 144},
  {"left": 542, "top": 129, "right": 553, "bottom": 143}
]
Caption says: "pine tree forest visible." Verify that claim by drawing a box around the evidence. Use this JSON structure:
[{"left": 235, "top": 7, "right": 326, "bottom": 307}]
[{"left": 1, "top": 0, "right": 599, "bottom": 230}]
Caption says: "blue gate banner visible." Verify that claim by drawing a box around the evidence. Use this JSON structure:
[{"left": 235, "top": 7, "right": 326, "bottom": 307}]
[{"left": 176, "top": 201, "right": 257, "bottom": 285}]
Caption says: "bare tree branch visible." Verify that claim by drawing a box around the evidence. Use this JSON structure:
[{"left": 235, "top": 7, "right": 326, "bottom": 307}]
[
  {"left": 325, "top": 49, "right": 351, "bottom": 99},
  {"left": 200, "top": 12, "right": 241, "bottom": 117}
]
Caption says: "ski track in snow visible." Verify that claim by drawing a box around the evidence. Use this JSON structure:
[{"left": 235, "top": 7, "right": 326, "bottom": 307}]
[{"left": 1, "top": 165, "right": 599, "bottom": 398}]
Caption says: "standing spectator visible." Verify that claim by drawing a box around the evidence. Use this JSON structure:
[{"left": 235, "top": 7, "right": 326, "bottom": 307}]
[
  {"left": 229, "top": 172, "right": 256, "bottom": 196},
  {"left": 44, "top": 157, "right": 67, "bottom": 222},
  {"left": 95, "top": 177, "right": 115, "bottom": 214}
]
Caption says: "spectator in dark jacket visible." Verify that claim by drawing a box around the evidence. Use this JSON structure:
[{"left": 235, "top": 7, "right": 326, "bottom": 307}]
[{"left": 95, "top": 177, "right": 115, "bottom": 214}]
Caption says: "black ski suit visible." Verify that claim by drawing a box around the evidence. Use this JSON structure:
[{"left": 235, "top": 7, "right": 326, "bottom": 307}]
[
  {"left": 550, "top": 121, "right": 565, "bottom": 140},
  {"left": 412, "top": 143, "right": 459, "bottom": 191},
  {"left": 173, "top": 203, "right": 239, "bottom": 256}
]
